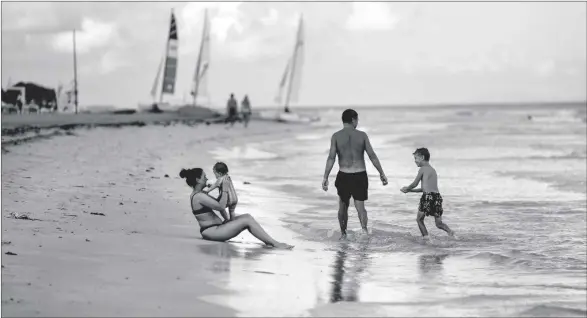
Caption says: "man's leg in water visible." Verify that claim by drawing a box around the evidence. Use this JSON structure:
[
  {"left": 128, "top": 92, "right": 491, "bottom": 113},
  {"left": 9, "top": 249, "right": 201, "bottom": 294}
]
[
  {"left": 434, "top": 216, "right": 455, "bottom": 236},
  {"left": 338, "top": 198, "right": 349, "bottom": 239},
  {"left": 354, "top": 200, "right": 369, "bottom": 234},
  {"left": 417, "top": 211, "right": 429, "bottom": 238}
]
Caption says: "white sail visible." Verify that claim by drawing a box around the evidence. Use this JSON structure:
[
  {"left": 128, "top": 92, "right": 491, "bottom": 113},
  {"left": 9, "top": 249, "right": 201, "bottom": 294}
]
[
  {"left": 150, "top": 57, "right": 164, "bottom": 100},
  {"left": 263, "top": 14, "right": 315, "bottom": 121},
  {"left": 192, "top": 9, "right": 211, "bottom": 106},
  {"left": 285, "top": 15, "right": 305, "bottom": 107},
  {"left": 274, "top": 58, "right": 290, "bottom": 104},
  {"left": 139, "top": 11, "right": 179, "bottom": 111},
  {"left": 161, "top": 10, "right": 179, "bottom": 100}
]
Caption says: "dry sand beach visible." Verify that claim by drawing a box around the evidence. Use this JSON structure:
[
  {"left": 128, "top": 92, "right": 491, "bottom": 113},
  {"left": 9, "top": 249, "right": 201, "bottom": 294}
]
[{"left": 1, "top": 113, "right": 310, "bottom": 317}]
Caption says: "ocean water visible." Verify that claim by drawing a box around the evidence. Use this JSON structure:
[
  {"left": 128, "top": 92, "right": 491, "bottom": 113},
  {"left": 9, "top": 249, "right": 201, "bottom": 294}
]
[{"left": 207, "top": 103, "right": 587, "bottom": 316}]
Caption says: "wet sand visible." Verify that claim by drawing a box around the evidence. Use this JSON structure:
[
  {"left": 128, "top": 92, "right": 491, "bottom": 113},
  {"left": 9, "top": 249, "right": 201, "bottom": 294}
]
[{"left": 1, "top": 118, "right": 309, "bottom": 316}]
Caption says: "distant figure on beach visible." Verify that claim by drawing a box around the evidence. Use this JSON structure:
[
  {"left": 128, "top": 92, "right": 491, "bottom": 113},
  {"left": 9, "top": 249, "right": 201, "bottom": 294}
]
[
  {"left": 400, "top": 148, "right": 456, "bottom": 240},
  {"left": 322, "top": 109, "right": 388, "bottom": 239},
  {"left": 226, "top": 93, "right": 238, "bottom": 127},
  {"left": 180, "top": 167, "right": 293, "bottom": 249},
  {"left": 241, "top": 95, "right": 252, "bottom": 128},
  {"left": 204, "top": 162, "right": 238, "bottom": 221}
]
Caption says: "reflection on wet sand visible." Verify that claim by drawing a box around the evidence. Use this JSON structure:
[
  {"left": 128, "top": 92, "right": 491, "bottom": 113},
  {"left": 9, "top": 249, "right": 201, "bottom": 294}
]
[
  {"left": 329, "top": 240, "right": 371, "bottom": 303},
  {"left": 417, "top": 253, "right": 450, "bottom": 299},
  {"left": 197, "top": 242, "right": 272, "bottom": 273},
  {"left": 418, "top": 253, "right": 449, "bottom": 276}
]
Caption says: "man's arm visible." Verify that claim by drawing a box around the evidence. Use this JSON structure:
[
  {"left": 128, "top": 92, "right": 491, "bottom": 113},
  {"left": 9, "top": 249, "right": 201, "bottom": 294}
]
[
  {"left": 364, "top": 134, "right": 387, "bottom": 183},
  {"left": 322, "top": 135, "right": 337, "bottom": 190}
]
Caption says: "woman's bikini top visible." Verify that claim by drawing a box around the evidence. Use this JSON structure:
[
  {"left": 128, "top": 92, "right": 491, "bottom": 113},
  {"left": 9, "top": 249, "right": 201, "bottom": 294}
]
[{"left": 190, "top": 192, "right": 214, "bottom": 216}]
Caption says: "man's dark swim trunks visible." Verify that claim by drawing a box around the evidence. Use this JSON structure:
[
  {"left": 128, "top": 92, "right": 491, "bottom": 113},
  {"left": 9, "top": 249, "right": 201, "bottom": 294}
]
[
  {"left": 334, "top": 171, "right": 368, "bottom": 205},
  {"left": 419, "top": 192, "right": 444, "bottom": 217}
]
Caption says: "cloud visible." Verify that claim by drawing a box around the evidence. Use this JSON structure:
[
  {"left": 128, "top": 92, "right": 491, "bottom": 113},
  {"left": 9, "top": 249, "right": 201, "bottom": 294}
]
[
  {"left": 179, "top": 2, "right": 244, "bottom": 54},
  {"left": 51, "top": 18, "right": 118, "bottom": 54},
  {"left": 260, "top": 8, "right": 279, "bottom": 26},
  {"left": 346, "top": 2, "right": 397, "bottom": 31},
  {"left": 178, "top": 2, "right": 303, "bottom": 61}
]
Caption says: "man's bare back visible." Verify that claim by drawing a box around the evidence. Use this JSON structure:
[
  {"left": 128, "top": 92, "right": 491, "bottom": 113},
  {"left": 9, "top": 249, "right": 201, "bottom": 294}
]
[{"left": 332, "top": 128, "right": 368, "bottom": 173}]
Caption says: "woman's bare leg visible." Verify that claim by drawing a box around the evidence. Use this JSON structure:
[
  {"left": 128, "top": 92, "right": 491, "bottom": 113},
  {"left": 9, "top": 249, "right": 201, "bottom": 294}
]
[{"left": 202, "top": 214, "right": 292, "bottom": 248}]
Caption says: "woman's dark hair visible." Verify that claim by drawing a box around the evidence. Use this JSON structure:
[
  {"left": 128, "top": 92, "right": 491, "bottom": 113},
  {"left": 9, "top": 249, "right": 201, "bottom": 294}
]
[
  {"left": 179, "top": 168, "right": 204, "bottom": 187},
  {"left": 213, "top": 162, "right": 229, "bottom": 175}
]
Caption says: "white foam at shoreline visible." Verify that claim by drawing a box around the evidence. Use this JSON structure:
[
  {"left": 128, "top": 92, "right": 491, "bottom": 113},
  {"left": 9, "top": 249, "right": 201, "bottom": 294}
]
[{"left": 209, "top": 145, "right": 279, "bottom": 160}]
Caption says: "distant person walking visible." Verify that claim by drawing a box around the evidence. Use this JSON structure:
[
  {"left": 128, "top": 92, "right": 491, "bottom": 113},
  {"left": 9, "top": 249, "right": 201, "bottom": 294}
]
[
  {"left": 241, "top": 95, "right": 252, "bottom": 128},
  {"left": 226, "top": 93, "right": 238, "bottom": 127}
]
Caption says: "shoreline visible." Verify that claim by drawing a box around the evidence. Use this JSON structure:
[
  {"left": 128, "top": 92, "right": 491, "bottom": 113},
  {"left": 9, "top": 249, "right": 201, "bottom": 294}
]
[
  {"left": 1, "top": 109, "right": 221, "bottom": 135},
  {"left": 0, "top": 109, "right": 296, "bottom": 148}
]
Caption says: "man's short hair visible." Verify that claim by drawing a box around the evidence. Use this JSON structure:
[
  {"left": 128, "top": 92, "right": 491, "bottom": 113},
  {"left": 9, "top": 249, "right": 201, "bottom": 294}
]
[
  {"left": 342, "top": 109, "right": 358, "bottom": 123},
  {"left": 413, "top": 148, "right": 430, "bottom": 161}
]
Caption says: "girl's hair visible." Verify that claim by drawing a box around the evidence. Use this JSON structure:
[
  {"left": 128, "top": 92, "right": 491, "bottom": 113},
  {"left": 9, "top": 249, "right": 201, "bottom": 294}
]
[
  {"left": 179, "top": 168, "right": 204, "bottom": 187},
  {"left": 213, "top": 162, "right": 229, "bottom": 175}
]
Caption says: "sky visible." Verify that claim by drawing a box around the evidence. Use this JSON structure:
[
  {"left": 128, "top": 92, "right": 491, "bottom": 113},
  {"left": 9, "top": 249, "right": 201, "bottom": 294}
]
[{"left": 1, "top": 1, "right": 586, "bottom": 109}]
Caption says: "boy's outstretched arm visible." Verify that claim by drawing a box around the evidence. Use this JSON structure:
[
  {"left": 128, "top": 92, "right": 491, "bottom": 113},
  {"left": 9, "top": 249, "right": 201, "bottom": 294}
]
[{"left": 401, "top": 168, "right": 423, "bottom": 193}]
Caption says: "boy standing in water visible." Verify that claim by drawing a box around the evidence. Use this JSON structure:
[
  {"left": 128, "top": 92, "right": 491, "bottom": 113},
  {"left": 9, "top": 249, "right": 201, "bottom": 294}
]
[
  {"left": 205, "top": 162, "right": 239, "bottom": 221},
  {"left": 401, "top": 148, "right": 456, "bottom": 240}
]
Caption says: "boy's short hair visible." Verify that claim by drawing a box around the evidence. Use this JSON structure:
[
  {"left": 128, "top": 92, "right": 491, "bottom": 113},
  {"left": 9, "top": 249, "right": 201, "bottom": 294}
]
[
  {"left": 213, "top": 162, "right": 229, "bottom": 174},
  {"left": 341, "top": 109, "right": 358, "bottom": 123},
  {"left": 413, "top": 148, "right": 430, "bottom": 161}
]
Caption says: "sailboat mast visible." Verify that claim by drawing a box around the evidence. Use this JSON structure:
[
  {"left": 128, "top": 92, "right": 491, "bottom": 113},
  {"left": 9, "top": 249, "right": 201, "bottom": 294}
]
[
  {"left": 151, "top": 57, "right": 164, "bottom": 103},
  {"left": 193, "top": 9, "right": 208, "bottom": 107},
  {"left": 284, "top": 15, "right": 302, "bottom": 112}
]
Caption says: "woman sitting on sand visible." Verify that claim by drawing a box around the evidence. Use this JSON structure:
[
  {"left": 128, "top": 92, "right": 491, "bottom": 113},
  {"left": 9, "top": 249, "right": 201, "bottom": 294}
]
[{"left": 180, "top": 168, "right": 293, "bottom": 249}]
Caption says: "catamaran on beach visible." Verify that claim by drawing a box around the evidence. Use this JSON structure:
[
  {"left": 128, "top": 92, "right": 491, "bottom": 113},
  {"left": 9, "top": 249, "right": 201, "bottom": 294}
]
[{"left": 139, "top": 8, "right": 216, "bottom": 115}]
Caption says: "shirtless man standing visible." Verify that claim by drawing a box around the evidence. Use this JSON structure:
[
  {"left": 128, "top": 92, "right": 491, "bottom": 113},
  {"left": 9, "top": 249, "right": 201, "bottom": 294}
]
[{"left": 322, "top": 109, "right": 388, "bottom": 239}]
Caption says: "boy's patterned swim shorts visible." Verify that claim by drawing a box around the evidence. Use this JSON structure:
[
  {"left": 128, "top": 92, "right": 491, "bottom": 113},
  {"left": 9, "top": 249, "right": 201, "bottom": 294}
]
[{"left": 419, "top": 192, "right": 444, "bottom": 217}]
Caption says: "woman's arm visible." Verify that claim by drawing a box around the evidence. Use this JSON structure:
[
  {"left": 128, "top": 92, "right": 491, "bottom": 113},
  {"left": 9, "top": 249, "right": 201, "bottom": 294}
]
[
  {"left": 204, "top": 178, "right": 222, "bottom": 193},
  {"left": 197, "top": 191, "right": 229, "bottom": 221}
]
